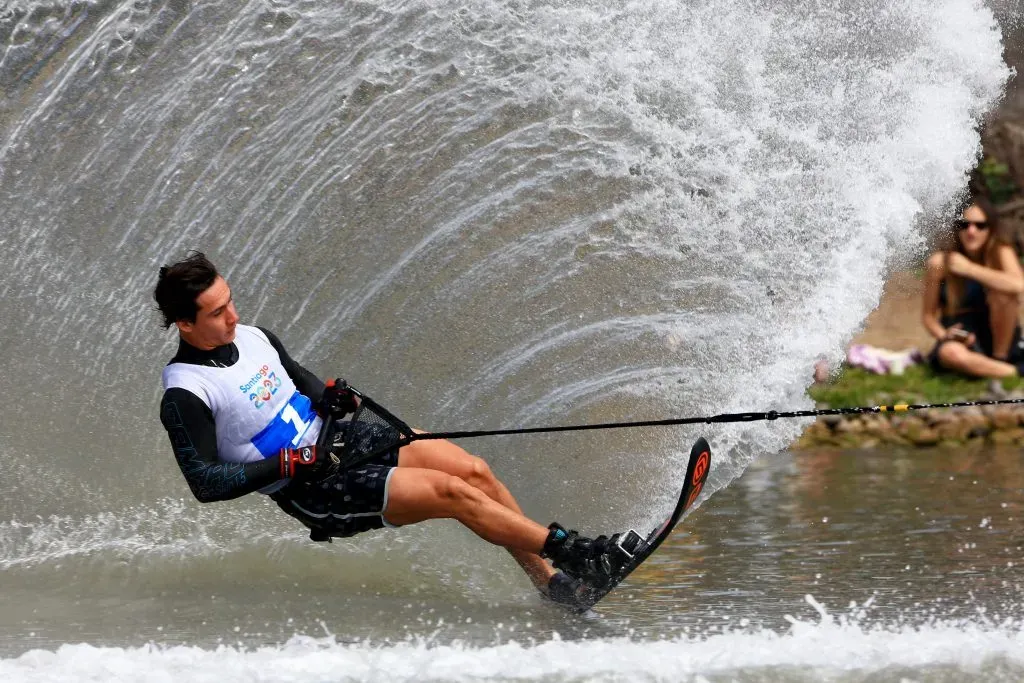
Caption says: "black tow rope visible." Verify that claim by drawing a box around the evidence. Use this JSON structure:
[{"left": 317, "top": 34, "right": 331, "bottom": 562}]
[
  {"left": 399, "top": 395, "right": 1024, "bottom": 447},
  {"left": 332, "top": 385, "right": 1024, "bottom": 466}
]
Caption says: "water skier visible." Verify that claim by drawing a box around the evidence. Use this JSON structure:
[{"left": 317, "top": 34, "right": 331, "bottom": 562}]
[{"left": 154, "top": 252, "right": 630, "bottom": 607}]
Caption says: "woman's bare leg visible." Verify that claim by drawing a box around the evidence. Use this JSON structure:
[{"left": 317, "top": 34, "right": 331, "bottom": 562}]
[
  {"left": 987, "top": 290, "right": 1021, "bottom": 360},
  {"left": 396, "top": 437, "right": 557, "bottom": 589},
  {"left": 937, "top": 341, "right": 1017, "bottom": 378}
]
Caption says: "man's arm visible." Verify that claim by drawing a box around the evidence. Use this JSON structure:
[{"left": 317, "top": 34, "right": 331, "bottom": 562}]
[
  {"left": 258, "top": 327, "right": 326, "bottom": 402},
  {"left": 160, "top": 388, "right": 281, "bottom": 502}
]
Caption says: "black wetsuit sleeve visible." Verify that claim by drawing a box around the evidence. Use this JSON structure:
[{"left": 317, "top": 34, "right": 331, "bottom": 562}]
[
  {"left": 258, "top": 327, "right": 326, "bottom": 402},
  {"left": 160, "top": 388, "right": 282, "bottom": 503}
]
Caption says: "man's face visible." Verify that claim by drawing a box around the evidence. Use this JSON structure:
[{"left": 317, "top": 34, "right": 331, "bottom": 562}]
[{"left": 176, "top": 276, "right": 239, "bottom": 349}]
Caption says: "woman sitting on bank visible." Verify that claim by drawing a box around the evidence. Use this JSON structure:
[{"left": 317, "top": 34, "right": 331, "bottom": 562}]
[{"left": 922, "top": 198, "right": 1024, "bottom": 378}]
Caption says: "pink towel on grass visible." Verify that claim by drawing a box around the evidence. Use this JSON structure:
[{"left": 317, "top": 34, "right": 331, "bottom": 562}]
[{"left": 846, "top": 344, "right": 923, "bottom": 375}]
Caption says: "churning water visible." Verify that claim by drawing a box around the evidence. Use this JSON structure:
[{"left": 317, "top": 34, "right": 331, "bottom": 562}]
[{"left": 1, "top": 0, "right": 1021, "bottom": 680}]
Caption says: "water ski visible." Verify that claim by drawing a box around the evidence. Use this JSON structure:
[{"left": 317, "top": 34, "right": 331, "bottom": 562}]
[{"left": 572, "top": 437, "right": 712, "bottom": 613}]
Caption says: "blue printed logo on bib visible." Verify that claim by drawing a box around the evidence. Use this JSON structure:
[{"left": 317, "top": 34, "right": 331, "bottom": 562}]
[
  {"left": 251, "top": 391, "right": 317, "bottom": 458},
  {"left": 239, "top": 364, "right": 282, "bottom": 409}
]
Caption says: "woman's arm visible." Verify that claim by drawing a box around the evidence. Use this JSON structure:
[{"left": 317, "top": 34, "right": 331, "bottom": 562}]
[
  {"left": 948, "top": 245, "right": 1024, "bottom": 294},
  {"left": 921, "top": 252, "right": 949, "bottom": 340}
]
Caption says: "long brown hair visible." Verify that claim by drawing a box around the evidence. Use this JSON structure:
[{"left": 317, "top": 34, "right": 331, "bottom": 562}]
[{"left": 939, "top": 196, "right": 1011, "bottom": 316}]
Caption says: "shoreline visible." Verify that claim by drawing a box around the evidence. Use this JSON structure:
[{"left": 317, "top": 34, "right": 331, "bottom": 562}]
[
  {"left": 795, "top": 269, "right": 1024, "bottom": 448},
  {"left": 793, "top": 402, "right": 1024, "bottom": 449}
]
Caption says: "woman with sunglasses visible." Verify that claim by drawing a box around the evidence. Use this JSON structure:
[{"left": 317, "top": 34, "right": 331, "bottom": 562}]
[{"left": 922, "top": 197, "right": 1024, "bottom": 378}]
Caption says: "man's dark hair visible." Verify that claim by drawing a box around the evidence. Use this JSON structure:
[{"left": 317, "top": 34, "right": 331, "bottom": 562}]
[{"left": 153, "top": 251, "right": 220, "bottom": 328}]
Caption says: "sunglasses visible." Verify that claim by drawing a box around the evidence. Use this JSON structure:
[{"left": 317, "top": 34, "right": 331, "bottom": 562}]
[{"left": 955, "top": 219, "right": 989, "bottom": 231}]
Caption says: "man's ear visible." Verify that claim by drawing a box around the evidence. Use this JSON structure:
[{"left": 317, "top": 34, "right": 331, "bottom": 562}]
[{"left": 175, "top": 319, "right": 194, "bottom": 334}]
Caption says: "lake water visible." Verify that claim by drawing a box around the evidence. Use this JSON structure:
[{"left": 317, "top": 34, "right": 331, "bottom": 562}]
[
  {"left": 4, "top": 441, "right": 1024, "bottom": 681},
  {"left": 2, "top": 0, "right": 1021, "bottom": 679}
]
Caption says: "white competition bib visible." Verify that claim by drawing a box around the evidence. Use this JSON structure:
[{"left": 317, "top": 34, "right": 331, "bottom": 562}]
[{"left": 162, "top": 325, "right": 322, "bottom": 465}]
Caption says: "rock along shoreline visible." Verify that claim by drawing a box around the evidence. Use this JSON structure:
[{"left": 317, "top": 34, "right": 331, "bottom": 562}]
[{"left": 793, "top": 400, "right": 1024, "bottom": 449}]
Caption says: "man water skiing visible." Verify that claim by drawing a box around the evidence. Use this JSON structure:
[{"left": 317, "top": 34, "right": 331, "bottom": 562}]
[{"left": 155, "top": 251, "right": 630, "bottom": 607}]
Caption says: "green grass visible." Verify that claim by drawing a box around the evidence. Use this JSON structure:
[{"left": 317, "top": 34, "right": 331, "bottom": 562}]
[{"left": 808, "top": 364, "right": 1024, "bottom": 408}]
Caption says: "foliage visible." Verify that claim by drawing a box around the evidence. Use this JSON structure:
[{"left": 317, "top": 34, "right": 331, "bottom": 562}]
[
  {"left": 808, "top": 365, "right": 1023, "bottom": 408},
  {"left": 979, "top": 156, "right": 1019, "bottom": 205}
]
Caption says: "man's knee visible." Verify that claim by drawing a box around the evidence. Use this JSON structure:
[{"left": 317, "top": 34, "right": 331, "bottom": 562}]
[
  {"left": 464, "top": 456, "right": 497, "bottom": 490},
  {"left": 439, "top": 474, "right": 488, "bottom": 511}
]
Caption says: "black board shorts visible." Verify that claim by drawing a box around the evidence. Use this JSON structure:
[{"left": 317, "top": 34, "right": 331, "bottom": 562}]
[{"left": 270, "top": 423, "right": 401, "bottom": 540}]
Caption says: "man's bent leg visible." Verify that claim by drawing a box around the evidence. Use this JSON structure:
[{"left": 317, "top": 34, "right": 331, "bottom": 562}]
[
  {"left": 398, "top": 435, "right": 528, "bottom": 513},
  {"left": 383, "top": 467, "right": 550, "bottom": 551},
  {"left": 398, "top": 438, "right": 556, "bottom": 588},
  {"left": 385, "top": 466, "right": 627, "bottom": 603}
]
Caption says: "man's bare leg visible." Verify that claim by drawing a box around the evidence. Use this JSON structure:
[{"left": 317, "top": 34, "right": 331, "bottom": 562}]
[
  {"left": 383, "top": 467, "right": 549, "bottom": 550},
  {"left": 397, "top": 437, "right": 557, "bottom": 590}
]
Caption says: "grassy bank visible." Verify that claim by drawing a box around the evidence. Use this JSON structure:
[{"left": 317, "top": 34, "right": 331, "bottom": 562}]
[
  {"left": 797, "top": 366, "right": 1024, "bottom": 449},
  {"left": 808, "top": 365, "right": 1023, "bottom": 408}
]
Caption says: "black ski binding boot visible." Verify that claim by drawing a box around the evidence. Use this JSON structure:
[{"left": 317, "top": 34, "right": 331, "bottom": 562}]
[{"left": 540, "top": 523, "right": 641, "bottom": 588}]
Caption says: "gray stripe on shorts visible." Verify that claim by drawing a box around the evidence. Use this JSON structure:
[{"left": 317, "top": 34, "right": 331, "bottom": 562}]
[
  {"left": 288, "top": 500, "right": 383, "bottom": 520},
  {"left": 381, "top": 467, "right": 398, "bottom": 528}
]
